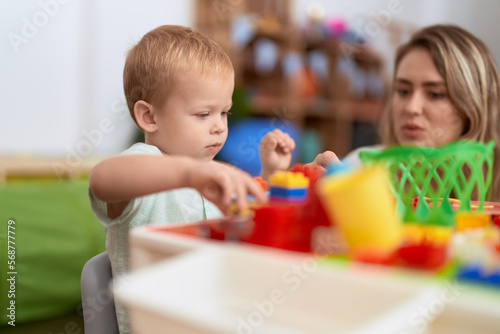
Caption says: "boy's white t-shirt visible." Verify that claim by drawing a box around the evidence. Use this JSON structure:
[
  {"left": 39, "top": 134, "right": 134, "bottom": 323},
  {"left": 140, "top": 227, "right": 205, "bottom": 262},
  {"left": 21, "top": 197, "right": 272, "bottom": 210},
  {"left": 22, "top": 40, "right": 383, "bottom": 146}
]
[
  {"left": 90, "top": 142, "right": 223, "bottom": 276},
  {"left": 89, "top": 142, "right": 223, "bottom": 334}
]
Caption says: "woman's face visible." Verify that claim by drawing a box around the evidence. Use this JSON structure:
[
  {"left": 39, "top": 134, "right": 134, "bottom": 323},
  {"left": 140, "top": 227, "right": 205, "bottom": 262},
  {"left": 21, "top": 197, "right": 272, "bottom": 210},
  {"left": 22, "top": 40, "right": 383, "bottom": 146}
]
[{"left": 391, "top": 47, "right": 465, "bottom": 147}]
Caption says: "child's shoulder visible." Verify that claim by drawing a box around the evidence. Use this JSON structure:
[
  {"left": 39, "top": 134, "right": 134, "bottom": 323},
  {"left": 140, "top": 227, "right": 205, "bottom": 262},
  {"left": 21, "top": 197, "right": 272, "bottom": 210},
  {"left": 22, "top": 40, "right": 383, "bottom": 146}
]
[{"left": 121, "top": 142, "right": 162, "bottom": 156}]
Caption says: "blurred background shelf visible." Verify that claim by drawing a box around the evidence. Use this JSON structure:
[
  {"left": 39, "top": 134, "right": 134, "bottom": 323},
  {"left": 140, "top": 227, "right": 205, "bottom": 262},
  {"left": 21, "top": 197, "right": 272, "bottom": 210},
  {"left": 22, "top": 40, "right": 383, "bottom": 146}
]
[
  {"left": 195, "top": 0, "right": 397, "bottom": 158},
  {"left": 0, "top": 157, "right": 100, "bottom": 183}
]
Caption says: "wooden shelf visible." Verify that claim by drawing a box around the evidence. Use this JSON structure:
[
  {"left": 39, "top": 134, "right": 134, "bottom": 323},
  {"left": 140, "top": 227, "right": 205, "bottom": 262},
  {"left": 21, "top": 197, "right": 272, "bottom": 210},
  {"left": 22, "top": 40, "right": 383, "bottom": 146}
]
[
  {"left": 195, "top": 1, "right": 388, "bottom": 158},
  {"left": 337, "top": 99, "right": 386, "bottom": 121}
]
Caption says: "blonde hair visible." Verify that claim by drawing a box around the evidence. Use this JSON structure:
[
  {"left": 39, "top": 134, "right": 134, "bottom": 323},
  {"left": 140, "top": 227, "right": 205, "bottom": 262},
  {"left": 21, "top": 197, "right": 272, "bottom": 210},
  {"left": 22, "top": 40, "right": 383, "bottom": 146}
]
[
  {"left": 380, "top": 24, "right": 500, "bottom": 201},
  {"left": 123, "top": 25, "right": 234, "bottom": 123}
]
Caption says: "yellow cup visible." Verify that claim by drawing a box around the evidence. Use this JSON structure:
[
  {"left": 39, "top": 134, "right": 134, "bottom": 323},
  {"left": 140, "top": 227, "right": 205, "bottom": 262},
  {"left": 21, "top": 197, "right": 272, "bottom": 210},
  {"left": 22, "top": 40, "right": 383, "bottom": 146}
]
[{"left": 319, "top": 167, "right": 401, "bottom": 255}]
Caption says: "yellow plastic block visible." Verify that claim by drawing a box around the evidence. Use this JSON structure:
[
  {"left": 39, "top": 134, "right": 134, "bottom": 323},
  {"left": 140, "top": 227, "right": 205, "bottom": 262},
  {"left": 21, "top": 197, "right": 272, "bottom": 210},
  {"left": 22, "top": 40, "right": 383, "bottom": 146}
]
[
  {"left": 402, "top": 224, "right": 453, "bottom": 245},
  {"left": 269, "top": 171, "right": 309, "bottom": 188},
  {"left": 227, "top": 201, "right": 260, "bottom": 218},
  {"left": 319, "top": 166, "right": 401, "bottom": 254},
  {"left": 455, "top": 213, "right": 491, "bottom": 231}
]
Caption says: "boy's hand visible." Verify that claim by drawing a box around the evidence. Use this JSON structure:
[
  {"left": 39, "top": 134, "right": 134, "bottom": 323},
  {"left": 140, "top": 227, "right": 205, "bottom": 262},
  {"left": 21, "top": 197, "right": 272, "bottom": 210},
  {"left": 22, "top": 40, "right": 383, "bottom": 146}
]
[
  {"left": 304, "top": 151, "right": 341, "bottom": 171},
  {"left": 259, "top": 129, "right": 296, "bottom": 181},
  {"left": 187, "top": 161, "right": 267, "bottom": 213}
]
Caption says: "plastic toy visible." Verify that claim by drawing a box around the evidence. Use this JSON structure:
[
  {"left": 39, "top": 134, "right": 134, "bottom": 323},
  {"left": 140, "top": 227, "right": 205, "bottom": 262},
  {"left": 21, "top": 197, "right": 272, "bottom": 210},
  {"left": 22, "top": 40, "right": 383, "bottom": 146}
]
[
  {"left": 453, "top": 219, "right": 500, "bottom": 286},
  {"left": 269, "top": 171, "right": 309, "bottom": 202},
  {"left": 456, "top": 264, "right": 500, "bottom": 287},
  {"left": 358, "top": 141, "right": 496, "bottom": 271},
  {"left": 397, "top": 224, "right": 453, "bottom": 269},
  {"left": 455, "top": 212, "right": 491, "bottom": 231},
  {"left": 241, "top": 166, "right": 330, "bottom": 253},
  {"left": 269, "top": 171, "right": 309, "bottom": 188},
  {"left": 360, "top": 140, "right": 495, "bottom": 226},
  {"left": 319, "top": 166, "right": 401, "bottom": 260},
  {"left": 253, "top": 176, "right": 267, "bottom": 191},
  {"left": 242, "top": 203, "right": 301, "bottom": 251},
  {"left": 149, "top": 142, "right": 500, "bottom": 288},
  {"left": 289, "top": 163, "right": 322, "bottom": 188}
]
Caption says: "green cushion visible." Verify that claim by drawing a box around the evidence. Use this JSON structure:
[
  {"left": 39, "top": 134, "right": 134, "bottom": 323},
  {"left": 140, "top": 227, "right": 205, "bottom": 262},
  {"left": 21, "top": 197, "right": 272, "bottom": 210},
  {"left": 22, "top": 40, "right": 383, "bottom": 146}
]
[{"left": 0, "top": 178, "right": 106, "bottom": 326}]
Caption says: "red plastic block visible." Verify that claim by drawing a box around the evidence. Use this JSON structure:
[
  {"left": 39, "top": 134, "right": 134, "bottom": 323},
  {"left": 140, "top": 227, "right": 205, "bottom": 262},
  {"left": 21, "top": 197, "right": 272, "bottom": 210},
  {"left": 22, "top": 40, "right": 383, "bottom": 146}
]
[
  {"left": 242, "top": 202, "right": 312, "bottom": 252},
  {"left": 493, "top": 214, "right": 500, "bottom": 228},
  {"left": 397, "top": 243, "right": 448, "bottom": 270},
  {"left": 290, "top": 163, "right": 324, "bottom": 188}
]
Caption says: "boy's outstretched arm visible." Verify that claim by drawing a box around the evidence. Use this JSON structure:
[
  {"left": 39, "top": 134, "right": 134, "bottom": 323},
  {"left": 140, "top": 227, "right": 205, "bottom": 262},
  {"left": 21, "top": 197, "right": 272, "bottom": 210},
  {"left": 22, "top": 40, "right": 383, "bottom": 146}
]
[
  {"left": 259, "top": 129, "right": 296, "bottom": 181},
  {"left": 89, "top": 155, "right": 267, "bottom": 217}
]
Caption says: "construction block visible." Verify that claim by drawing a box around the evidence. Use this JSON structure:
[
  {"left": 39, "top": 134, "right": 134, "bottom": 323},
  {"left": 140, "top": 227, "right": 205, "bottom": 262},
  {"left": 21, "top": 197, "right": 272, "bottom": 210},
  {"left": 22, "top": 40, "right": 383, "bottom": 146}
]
[
  {"left": 289, "top": 163, "right": 324, "bottom": 187},
  {"left": 253, "top": 176, "right": 267, "bottom": 191},
  {"left": 455, "top": 213, "right": 491, "bottom": 231},
  {"left": 402, "top": 223, "right": 453, "bottom": 245},
  {"left": 397, "top": 243, "right": 449, "bottom": 270},
  {"left": 270, "top": 187, "right": 308, "bottom": 202},
  {"left": 241, "top": 203, "right": 305, "bottom": 251},
  {"left": 269, "top": 171, "right": 309, "bottom": 188},
  {"left": 457, "top": 264, "right": 500, "bottom": 287}
]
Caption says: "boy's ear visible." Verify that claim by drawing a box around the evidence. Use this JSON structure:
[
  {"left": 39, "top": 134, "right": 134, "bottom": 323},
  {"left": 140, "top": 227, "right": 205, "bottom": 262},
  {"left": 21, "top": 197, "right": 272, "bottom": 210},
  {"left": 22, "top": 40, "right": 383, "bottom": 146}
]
[{"left": 134, "top": 100, "right": 157, "bottom": 133}]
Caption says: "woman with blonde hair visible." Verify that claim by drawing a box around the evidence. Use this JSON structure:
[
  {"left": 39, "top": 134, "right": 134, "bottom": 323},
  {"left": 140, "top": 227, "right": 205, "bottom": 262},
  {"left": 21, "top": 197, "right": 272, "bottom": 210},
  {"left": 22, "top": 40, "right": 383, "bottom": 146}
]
[{"left": 311, "top": 24, "right": 500, "bottom": 201}]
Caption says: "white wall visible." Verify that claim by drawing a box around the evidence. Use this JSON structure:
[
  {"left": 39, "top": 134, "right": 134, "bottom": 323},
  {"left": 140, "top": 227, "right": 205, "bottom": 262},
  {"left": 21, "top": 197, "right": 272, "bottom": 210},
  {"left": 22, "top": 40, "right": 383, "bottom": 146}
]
[
  {"left": 2, "top": 0, "right": 500, "bottom": 156},
  {"left": 0, "top": 0, "right": 192, "bottom": 156}
]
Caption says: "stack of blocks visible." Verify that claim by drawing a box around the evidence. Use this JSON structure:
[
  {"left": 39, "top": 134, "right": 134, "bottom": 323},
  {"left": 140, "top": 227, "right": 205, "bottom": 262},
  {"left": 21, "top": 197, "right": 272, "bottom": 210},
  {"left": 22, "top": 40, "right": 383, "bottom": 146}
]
[
  {"left": 269, "top": 171, "right": 309, "bottom": 202},
  {"left": 454, "top": 213, "right": 500, "bottom": 287},
  {"left": 397, "top": 223, "right": 453, "bottom": 270}
]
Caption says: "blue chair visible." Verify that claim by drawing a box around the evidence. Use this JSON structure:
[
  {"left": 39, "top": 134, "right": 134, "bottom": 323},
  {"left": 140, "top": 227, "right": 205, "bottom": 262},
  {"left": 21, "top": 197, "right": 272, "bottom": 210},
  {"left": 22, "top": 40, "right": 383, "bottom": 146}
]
[{"left": 80, "top": 252, "right": 119, "bottom": 334}]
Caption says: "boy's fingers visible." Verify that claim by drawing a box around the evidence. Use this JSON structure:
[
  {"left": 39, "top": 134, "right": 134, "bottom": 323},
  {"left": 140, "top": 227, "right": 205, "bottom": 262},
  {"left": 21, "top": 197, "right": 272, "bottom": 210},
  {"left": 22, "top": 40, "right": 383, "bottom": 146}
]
[
  {"left": 287, "top": 136, "right": 296, "bottom": 150},
  {"left": 211, "top": 167, "right": 233, "bottom": 208},
  {"left": 236, "top": 186, "right": 248, "bottom": 210},
  {"left": 265, "top": 136, "right": 278, "bottom": 151},
  {"left": 250, "top": 180, "right": 267, "bottom": 204},
  {"left": 235, "top": 175, "right": 268, "bottom": 210},
  {"left": 203, "top": 182, "right": 227, "bottom": 212},
  {"left": 277, "top": 133, "right": 295, "bottom": 150},
  {"left": 272, "top": 129, "right": 283, "bottom": 136}
]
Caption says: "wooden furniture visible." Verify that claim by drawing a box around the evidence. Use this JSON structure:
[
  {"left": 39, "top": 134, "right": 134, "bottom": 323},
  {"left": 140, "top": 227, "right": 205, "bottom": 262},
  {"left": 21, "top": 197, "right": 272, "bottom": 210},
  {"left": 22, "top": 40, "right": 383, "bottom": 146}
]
[{"left": 195, "top": 0, "right": 388, "bottom": 157}]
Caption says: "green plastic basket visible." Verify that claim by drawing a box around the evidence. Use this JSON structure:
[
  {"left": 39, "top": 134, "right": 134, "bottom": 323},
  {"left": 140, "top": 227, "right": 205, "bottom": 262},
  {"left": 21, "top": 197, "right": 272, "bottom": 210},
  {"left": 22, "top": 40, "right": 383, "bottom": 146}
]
[{"left": 359, "top": 140, "right": 495, "bottom": 226}]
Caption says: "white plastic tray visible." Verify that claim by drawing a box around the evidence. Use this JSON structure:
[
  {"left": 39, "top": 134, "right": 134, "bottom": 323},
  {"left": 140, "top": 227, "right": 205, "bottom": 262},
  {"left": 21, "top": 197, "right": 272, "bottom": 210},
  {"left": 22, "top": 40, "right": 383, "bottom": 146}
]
[
  {"left": 115, "top": 245, "right": 444, "bottom": 334},
  {"left": 117, "top": 225, "right": 500, "bottom": 334}
]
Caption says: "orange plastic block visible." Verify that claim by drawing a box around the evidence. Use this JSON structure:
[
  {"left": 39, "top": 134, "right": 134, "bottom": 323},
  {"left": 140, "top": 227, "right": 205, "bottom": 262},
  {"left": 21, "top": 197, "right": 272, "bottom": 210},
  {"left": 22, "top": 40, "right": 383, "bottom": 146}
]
[
  {"left": 253, "top": 176, "right": 267, "bottom": 191},
  {"left": 455, "top": 213, "right": 491, "bottom": 231}
]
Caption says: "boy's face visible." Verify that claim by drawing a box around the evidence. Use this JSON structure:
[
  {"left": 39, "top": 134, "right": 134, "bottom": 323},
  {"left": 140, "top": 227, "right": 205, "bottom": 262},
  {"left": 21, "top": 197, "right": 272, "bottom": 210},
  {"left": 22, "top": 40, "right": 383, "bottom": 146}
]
[{"left": 150, "top": 73, "right": 234, "bottom": 161}]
